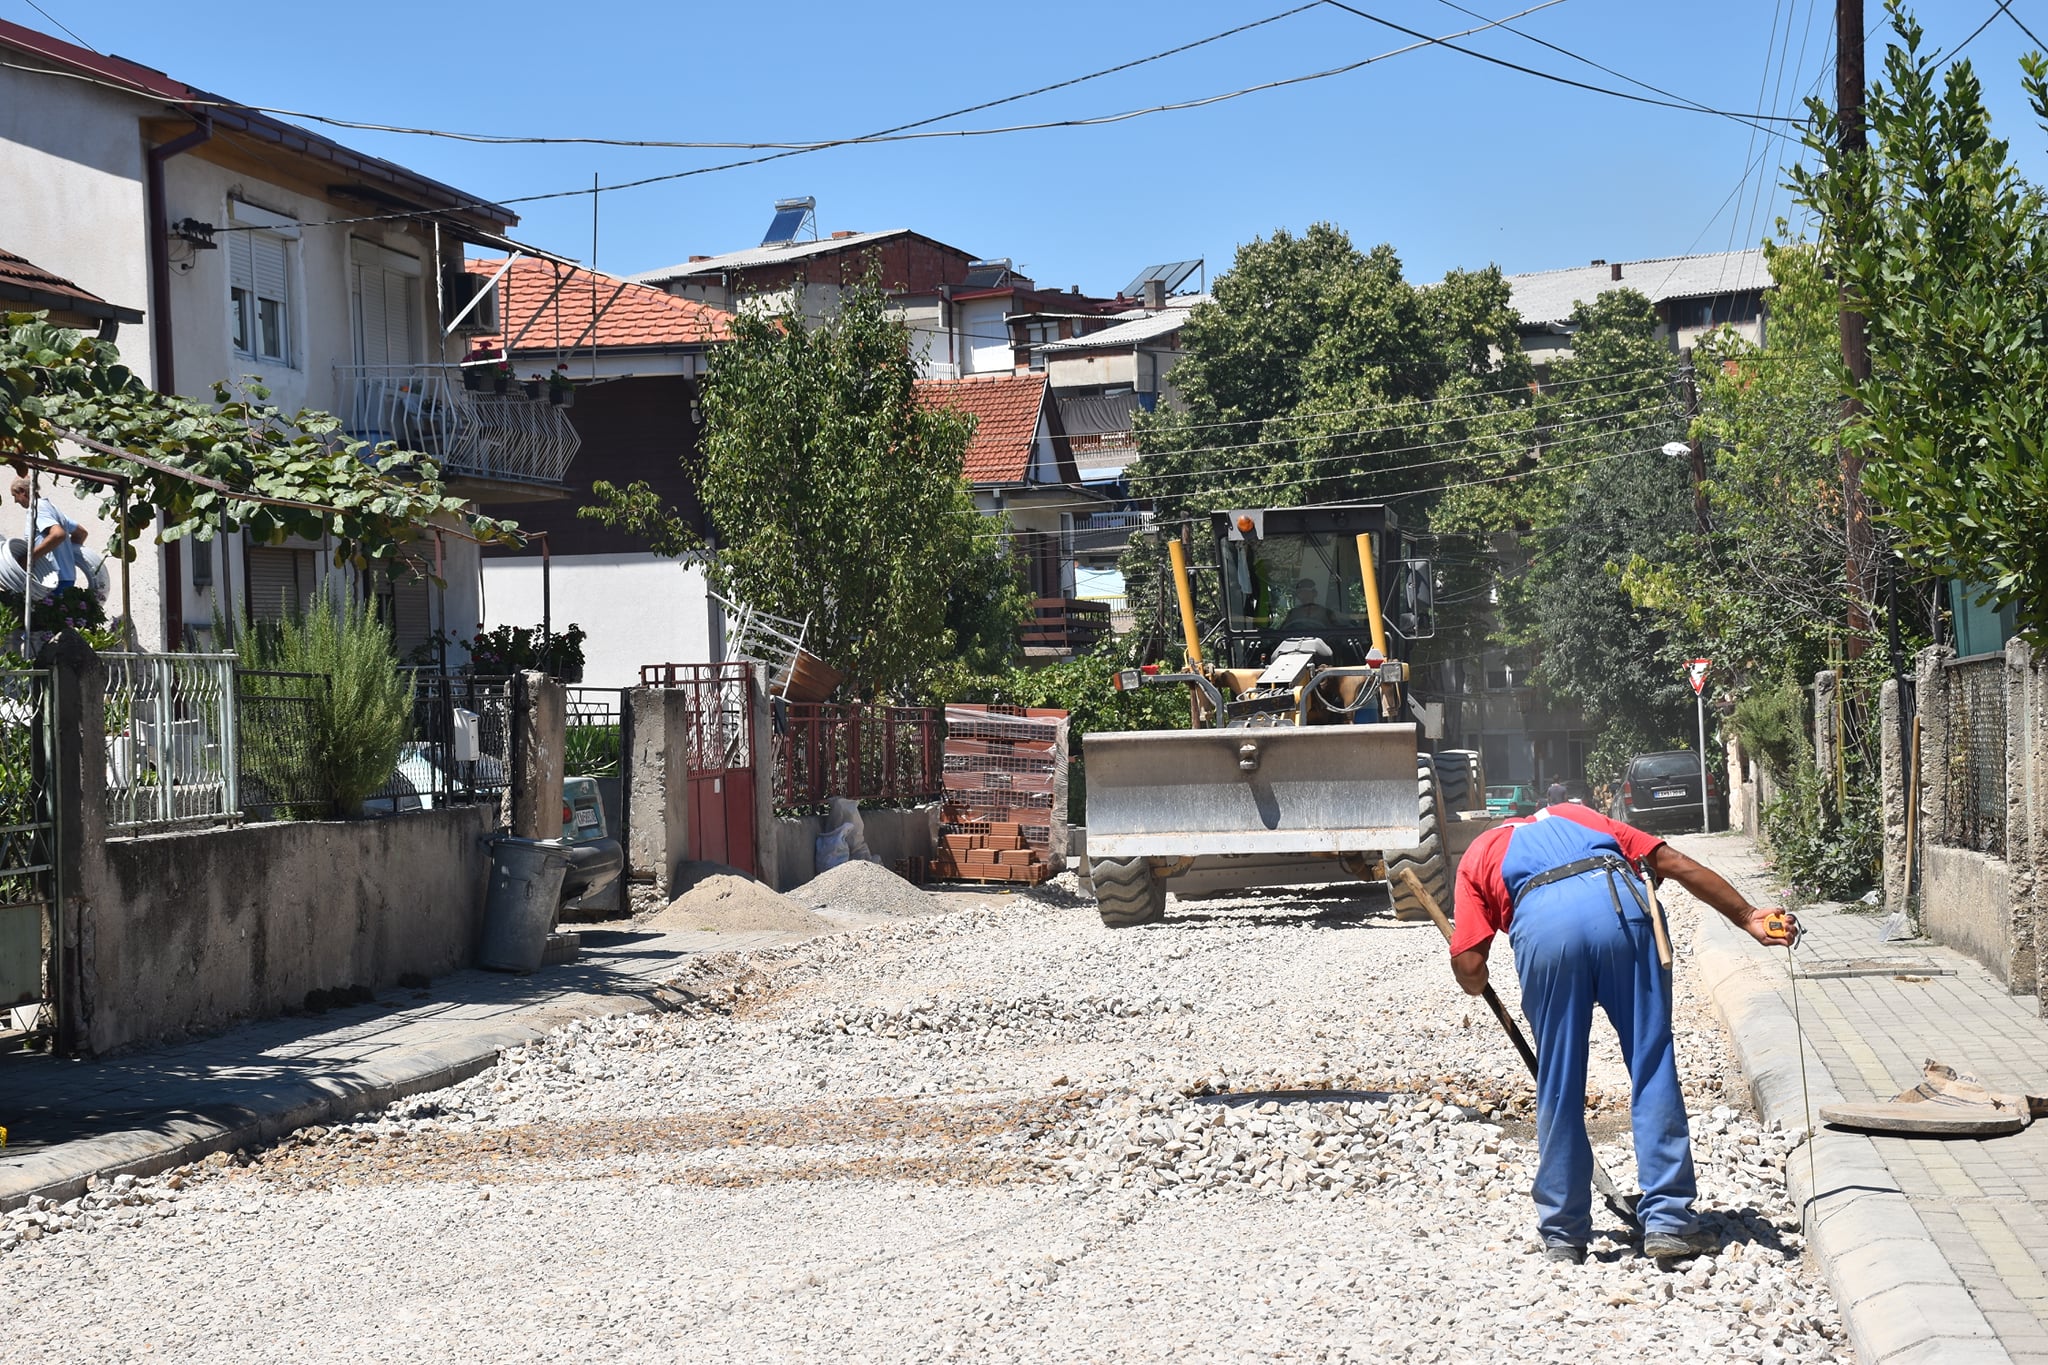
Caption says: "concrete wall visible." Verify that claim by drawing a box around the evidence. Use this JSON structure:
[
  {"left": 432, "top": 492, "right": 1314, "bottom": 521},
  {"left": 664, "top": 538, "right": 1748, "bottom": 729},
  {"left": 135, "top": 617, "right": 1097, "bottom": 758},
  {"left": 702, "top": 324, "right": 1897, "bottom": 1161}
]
[
  {"left": 481, "top": 554, "right": 714, "bottom": 690},
  {"left": 764, "top": 806, "right": 940, "bottom": 893},
  {"left": 1921, "top": 845, "right": 2014, "bottom": 988},
  {"left": 75, "top": 805, "right": 496, "bottom": 1055}
]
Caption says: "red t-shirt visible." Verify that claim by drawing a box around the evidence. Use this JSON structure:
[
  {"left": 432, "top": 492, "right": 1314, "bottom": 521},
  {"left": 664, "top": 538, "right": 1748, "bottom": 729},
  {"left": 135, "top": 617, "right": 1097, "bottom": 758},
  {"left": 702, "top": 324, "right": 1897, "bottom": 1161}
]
[{"left": 1449, "top": 803, "right": 1666, "bottom": 955}]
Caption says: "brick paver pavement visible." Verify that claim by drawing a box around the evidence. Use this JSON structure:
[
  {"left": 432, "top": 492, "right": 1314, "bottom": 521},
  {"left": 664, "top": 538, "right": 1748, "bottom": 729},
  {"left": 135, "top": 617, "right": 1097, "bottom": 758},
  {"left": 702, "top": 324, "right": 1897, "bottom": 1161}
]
[{"left": 1680, "top": 831, "right": 2048, "bottom": 1364}]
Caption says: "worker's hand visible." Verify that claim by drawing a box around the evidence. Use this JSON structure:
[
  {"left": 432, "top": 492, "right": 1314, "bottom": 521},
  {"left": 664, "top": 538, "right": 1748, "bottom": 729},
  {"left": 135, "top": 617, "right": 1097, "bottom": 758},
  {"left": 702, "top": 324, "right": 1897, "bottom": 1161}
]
[{"left": 1744, "top": 907, "right": 1799, "bottom": 947}]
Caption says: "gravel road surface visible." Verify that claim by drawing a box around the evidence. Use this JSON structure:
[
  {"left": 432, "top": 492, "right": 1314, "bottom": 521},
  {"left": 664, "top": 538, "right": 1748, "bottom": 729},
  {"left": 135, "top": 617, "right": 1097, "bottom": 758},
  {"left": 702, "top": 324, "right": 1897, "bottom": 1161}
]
[{"left": 0, "top": 872, "right": 1849, "bottom": 1363}]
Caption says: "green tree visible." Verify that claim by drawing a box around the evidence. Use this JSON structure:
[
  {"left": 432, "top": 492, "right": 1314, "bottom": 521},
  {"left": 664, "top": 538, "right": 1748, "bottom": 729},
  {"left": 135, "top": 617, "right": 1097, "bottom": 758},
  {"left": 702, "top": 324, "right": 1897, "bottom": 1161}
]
[
  {"left": 0, "top": 316, "right": 515, "bottom": 569},
  {"left": 1790, "top": 4, "right": 2048, "bottom": 641},
  {"left": 1449, "top": 290, "right": 1693, "bottom": 775},
  {"left": 585, "top": 277, "right": 1022, "bottom": 698},
  {"left": 1120, "top": 225, "right": 1537, "bottom": 661}
]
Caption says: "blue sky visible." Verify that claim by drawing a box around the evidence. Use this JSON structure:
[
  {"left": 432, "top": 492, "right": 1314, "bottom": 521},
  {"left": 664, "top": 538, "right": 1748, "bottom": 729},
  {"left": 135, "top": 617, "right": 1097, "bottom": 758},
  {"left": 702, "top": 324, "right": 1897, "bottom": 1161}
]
[{"left": 13, "top": 1, "right": 2048, "bottom": 291}]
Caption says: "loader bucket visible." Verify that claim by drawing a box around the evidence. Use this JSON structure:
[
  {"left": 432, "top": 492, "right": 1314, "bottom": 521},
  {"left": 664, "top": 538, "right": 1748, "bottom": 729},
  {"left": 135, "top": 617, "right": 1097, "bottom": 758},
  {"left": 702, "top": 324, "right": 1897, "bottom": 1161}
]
[{"left": 1083, "top": 723, "right": 1422, "bottom": 859}]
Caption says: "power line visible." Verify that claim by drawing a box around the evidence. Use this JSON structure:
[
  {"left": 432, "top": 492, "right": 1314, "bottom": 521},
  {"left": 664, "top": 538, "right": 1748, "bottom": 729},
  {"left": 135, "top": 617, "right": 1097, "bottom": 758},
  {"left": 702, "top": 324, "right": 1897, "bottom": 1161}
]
[
  {"left": 1426, "top": 0, "right": 1794, "bottom": 133},
  {"left": 16, "top": 0, "right": 94, "bottom": 52},
  {"left": 1317, "top": 0, "right": 1809, "bottom": 134},
  {"left": 15, "top": 3, "right": 1323, "bottom": 148},
  {"left": 0, "top": 0, "right": 1561, "bottom": 245},
  {"left": 1995, "top": 0, "right": 2046, "bottom": 51}
]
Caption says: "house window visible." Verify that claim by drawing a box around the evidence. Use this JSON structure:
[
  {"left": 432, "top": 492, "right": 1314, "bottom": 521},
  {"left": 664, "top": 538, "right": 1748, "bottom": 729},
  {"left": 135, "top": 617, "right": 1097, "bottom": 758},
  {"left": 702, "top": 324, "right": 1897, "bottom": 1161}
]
[
  {"left": 226, "top": 198, "right": 298, "bottom": 367},
  {"left": 349, "top": 238, "right": 423, "bottom": 369},
  {"left": 244, "top": 545, "right": 319, "bottom": 621}
]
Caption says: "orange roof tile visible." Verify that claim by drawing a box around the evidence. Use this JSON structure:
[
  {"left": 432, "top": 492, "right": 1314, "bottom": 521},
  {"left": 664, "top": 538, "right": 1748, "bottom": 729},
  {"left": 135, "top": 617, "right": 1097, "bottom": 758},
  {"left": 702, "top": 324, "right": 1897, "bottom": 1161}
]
[
  {"left": 915, "top": 373, "right": 1049, "bottom": 485},
  {"left": 467, "top": 256, "right": 733, "bottom": 354}
]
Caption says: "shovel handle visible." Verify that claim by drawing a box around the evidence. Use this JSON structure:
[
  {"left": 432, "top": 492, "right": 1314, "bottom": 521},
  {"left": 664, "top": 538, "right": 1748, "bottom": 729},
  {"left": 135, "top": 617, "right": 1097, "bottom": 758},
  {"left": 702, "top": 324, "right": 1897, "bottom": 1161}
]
[{"left": 1641, "top": 867, "right": 1674, "bottom": 969}]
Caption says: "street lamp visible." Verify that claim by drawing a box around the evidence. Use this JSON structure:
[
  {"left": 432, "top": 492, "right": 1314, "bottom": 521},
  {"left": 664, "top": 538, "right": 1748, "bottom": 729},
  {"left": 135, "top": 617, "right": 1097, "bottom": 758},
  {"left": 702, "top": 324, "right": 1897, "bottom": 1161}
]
[{"left": 1660, "top": 441, "right": 1691, "bottom": 459}]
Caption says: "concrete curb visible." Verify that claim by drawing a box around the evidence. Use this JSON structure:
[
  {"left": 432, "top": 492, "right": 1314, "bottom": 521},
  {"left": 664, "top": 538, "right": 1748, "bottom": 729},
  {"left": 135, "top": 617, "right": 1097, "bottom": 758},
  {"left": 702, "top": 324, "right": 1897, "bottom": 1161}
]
[
  {"left": 0, "top": 983, "right": 689, "bottom": 1214},
  {"left": 1694, "top": 905, "right": 2013, "bottom": 1364}
]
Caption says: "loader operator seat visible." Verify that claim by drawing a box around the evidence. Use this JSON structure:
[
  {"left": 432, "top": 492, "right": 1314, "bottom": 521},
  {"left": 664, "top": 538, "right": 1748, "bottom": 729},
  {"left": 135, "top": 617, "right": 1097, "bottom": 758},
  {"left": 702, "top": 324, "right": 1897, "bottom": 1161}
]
[{"left": 1282, "top": 578, "right": 1340, "bottom": 630}]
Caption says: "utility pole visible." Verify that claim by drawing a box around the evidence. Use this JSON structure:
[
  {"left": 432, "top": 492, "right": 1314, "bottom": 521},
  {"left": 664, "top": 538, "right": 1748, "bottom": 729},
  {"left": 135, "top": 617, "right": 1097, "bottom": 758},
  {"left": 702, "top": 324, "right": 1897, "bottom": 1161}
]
[
  {"left": 1838, "top": 0, "right": 1874, "bottom": 656},
  {"left": 1680, "top": 349, "right": 1708, "bottom": 533}
]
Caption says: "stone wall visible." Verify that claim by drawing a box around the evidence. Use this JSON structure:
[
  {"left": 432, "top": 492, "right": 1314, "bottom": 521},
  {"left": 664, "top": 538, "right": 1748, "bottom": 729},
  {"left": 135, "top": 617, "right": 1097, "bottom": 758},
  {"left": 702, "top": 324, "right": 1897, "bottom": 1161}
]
[{"left": 1896, "top": 641, "right": 2048, "bottom": 999}]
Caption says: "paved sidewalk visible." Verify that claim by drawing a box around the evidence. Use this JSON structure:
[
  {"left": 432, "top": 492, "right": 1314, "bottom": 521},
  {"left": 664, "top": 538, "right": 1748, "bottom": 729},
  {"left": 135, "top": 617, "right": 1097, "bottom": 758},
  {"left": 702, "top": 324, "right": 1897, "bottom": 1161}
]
[
  {"left": 0, "top": 925, "right": 799, "bottom": 1212},
  {"left": 1683, "top": 831, "right": 2048, "bottom": 1365}
]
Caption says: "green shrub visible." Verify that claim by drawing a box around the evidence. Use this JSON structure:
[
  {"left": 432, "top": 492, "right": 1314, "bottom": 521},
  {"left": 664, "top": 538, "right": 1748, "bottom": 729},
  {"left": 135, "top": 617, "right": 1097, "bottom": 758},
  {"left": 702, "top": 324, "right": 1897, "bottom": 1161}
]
[
  {"left": 1730, "top": 671, "right": 1806, "bottom": 778},
  {"left": 236, "top": 597, "right": 412, "bottom": 814}
]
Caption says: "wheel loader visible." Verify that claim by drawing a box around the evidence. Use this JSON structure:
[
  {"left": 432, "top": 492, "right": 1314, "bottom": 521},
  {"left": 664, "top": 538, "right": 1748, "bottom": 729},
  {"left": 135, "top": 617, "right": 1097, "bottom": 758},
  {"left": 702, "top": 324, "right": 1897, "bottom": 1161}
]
[{"left": 1083, "top": 504, "right": 1496, "bottom": 927}]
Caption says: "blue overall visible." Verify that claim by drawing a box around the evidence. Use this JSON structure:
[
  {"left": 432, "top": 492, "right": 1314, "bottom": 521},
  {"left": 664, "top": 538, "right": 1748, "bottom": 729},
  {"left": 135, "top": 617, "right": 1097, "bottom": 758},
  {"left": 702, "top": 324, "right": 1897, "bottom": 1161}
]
[{"left": 1501, "top": 814, "right": 1697, "bottom": 1245}]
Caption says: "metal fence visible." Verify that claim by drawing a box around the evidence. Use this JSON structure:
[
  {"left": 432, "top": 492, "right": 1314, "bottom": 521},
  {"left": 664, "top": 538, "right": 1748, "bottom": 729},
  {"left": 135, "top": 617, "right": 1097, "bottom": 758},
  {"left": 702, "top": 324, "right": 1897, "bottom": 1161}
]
[
  {"left": 363, "top": 674, "right": 516, "bottom": 815},
  {"left": 103, "top": 652, "right": 238, "bottom": 830},
  {"left": 776, "top": 703, "right": 943, "bottom": 814},
  {"left": 565, "top": 686, "right": 624, "bottom": 778},
  {"left": 1942, "top": 655, "right": 2007, "bottom": 856},
  {"left": 236, "top": 670, "right": 329, "bottom": 821}
]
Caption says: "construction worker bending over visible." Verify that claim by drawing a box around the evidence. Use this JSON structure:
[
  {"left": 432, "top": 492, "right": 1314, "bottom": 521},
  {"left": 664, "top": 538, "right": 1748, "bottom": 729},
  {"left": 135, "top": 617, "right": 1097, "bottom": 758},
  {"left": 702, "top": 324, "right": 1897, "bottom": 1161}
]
[{"left": 1446, "top": 801, "right": 1796, "bottom": 1264}]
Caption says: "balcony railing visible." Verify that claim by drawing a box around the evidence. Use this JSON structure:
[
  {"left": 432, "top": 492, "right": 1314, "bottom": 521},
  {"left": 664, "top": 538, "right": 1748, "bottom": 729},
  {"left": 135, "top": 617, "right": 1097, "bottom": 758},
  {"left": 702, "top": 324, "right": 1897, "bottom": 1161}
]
[
  {"left": 334, "top": 365, "right": 581, "bottom": 487},
  {"left": 1021, "top": 597, "right": 1110, "bottom": 656}
]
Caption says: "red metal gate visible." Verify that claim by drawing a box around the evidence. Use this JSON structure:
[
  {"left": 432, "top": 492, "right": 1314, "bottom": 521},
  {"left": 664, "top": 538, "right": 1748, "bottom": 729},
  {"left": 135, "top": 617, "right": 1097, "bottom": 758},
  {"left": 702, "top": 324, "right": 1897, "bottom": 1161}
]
[{"left": 643, "top": 662, "right": 759, "bottom": 878}]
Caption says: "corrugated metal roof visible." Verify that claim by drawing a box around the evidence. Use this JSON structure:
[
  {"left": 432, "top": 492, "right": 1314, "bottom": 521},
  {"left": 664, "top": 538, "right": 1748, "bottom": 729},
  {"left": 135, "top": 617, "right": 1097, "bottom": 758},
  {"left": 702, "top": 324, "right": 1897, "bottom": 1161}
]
[
  {"left": 627, "top": 229, "right": 913, "bottom": 284},
  {"left": 1038, "top": 296, "right": 1209, "bottom": 354},
  {"left": 0, "top": 246, "right": 141, "bottom": 321},
  {"left": 1505, "top": 249, "right": 1770, "bottom": 326}
]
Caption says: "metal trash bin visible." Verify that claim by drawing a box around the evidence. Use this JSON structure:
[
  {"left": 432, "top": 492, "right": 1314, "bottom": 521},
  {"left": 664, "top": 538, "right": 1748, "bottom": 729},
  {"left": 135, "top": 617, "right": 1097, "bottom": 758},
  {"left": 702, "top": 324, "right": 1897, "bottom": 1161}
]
[{"left": 479, "top": 836, "right": 571, "bottom": 974}]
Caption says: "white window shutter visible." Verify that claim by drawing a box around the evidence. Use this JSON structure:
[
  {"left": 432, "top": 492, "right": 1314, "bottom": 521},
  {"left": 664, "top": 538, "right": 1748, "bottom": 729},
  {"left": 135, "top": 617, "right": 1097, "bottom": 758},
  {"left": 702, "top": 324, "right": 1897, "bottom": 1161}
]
[
  {"left": 381, "top": 270, "right": 416, "bottom": 368},
  {"left": 355, "top": 265, "right": 389, "bottom": 367},
  {"left": 228, "top": 232, "right": 254, "bottom": 295},
  {"left": 252, "top": 236, "right": 287, "bottom": 305}
]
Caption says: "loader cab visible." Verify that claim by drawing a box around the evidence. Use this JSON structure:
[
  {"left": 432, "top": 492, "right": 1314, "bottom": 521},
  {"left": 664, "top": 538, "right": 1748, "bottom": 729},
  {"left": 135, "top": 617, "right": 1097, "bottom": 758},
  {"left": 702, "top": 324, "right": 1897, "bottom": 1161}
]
[{"left": 1211, "top": 505, "right": 1431, "bottom": 672}]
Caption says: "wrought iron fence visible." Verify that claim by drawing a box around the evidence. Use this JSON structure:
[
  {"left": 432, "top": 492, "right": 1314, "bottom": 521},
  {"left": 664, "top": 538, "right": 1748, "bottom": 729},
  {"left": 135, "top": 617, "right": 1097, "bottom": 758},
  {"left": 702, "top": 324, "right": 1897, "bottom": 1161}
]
[
  {"left": 236, "top": 670, "right": 329, "bottom": 821},
  {"left": 565, "top": 687, "right": 624, "bottom": 778},
  {"left": 776, "top": 702, "right": 943, "bottom": 814},
  {"left": 103, "top": 652, "right": 238, "bottom": 830},
  {"left": 1942, "top": 655, "right": 2007, "bottom": 856},
  {"left": 363, "top": 673, "right": 516, "bottom": 814}
]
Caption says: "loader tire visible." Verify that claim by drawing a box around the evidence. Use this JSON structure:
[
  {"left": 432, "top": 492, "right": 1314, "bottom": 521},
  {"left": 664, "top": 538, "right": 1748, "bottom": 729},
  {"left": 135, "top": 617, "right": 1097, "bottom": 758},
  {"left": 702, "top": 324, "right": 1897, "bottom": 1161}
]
[
  {"left": 1090, "top": 856, "right": 1167, "bottom": 928},
  {"left": 1437, "top": 749, "right": 1486, "bottom": 812},
  {"left": 1387, "top": 759, "right": 1451, "bottom": 922}
]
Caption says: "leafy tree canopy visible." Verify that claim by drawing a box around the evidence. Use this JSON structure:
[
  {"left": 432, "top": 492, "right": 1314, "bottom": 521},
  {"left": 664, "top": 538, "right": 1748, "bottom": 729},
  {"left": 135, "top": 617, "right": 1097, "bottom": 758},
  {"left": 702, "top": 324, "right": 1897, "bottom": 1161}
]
[
  {"left": 0, "top": 315, "right": 516, "bottom": 568},
  {"left": 1791, "top": 3, "right": 2048, "bottom": 642},
  {"left": 584, "top": 276, "right": 1022, "bottom": 698}
]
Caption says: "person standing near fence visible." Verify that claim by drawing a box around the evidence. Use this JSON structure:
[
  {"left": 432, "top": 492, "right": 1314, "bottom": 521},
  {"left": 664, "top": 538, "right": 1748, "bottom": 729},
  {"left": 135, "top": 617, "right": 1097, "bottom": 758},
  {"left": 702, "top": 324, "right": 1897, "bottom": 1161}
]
[{"left": 10, "top": 478, "right": 79, "bottom": 593}]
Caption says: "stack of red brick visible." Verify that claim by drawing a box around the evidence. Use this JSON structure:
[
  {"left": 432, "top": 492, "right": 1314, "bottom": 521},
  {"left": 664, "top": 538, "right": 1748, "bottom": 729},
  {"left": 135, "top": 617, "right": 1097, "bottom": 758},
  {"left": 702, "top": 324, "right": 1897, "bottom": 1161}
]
[{"left": 933, "top": 705, "right": 1068, "bottom": 883}]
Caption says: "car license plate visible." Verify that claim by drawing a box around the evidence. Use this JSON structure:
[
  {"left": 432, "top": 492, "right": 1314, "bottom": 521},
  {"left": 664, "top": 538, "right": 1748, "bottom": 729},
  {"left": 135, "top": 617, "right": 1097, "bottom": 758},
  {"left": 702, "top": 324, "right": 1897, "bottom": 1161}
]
[
  {"left": 1653, "top": 787, "right": 1685, "bottom": 800},
  {"left": 574, "top": 807, "right": 600, "bottom": 828}
]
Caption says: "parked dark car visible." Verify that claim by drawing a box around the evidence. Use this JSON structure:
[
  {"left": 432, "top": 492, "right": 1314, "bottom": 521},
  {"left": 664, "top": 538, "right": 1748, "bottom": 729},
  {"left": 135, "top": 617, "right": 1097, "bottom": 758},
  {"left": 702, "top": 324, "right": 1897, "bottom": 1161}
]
[{"left": 1612, "top": 750, "right": 1725, "bottom": 832}]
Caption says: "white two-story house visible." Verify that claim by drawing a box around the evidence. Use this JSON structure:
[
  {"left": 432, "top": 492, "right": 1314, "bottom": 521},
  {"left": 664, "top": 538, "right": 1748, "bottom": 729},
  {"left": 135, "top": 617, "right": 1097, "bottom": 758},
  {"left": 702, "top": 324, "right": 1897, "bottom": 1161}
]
[{"left": 0, "top": 19, "right": 580, "bottom": 657}]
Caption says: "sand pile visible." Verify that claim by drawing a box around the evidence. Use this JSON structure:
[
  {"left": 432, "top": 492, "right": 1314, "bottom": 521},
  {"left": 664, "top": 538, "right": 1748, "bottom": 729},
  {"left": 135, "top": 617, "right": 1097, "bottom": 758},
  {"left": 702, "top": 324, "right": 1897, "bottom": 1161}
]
[
  {"left": 796, "top": 859, "right": 942, "bottom": 924},
  {"left": 642, "top": 872, "right": 832, "bottom": 935}
]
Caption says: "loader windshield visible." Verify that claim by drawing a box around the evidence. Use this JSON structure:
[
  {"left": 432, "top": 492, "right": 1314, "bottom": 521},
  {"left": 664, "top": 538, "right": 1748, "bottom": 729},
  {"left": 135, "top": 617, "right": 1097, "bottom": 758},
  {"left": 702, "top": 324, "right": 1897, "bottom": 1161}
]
[{"left": 1221, "top": 532, "right": 1368, "bottom": 633}]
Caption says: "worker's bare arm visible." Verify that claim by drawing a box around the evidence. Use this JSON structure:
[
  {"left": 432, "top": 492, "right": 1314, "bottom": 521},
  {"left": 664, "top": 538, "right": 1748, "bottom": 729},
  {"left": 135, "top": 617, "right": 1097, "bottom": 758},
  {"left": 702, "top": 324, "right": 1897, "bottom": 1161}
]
[
  {"left": 1451, "top": 944, "right": 1490, "bottom": 996},
  {"left": 1648, "top": 844, "right": 1798, "bottom": 946}
]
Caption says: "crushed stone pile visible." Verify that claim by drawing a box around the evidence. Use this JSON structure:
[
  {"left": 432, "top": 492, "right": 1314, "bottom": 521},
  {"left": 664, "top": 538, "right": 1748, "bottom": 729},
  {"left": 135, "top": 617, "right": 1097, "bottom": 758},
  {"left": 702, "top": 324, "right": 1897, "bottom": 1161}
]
[
  {"left": 642, "top": 873, "right": 831, "bottom": 935},
  {"left": 795, "top": 859, "right": 940, "bottom": 923}
]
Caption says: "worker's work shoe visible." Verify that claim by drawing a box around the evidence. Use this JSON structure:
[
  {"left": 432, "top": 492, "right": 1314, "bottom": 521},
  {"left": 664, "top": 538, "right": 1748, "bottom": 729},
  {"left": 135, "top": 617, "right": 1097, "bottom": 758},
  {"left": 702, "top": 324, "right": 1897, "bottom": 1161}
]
[
  {"left": 1642, "top": 1228, "right": 1717, "bottom": 1262},
  {"left": 1541, "top": 1243, "right": 1586, "bottom": 1265}
]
